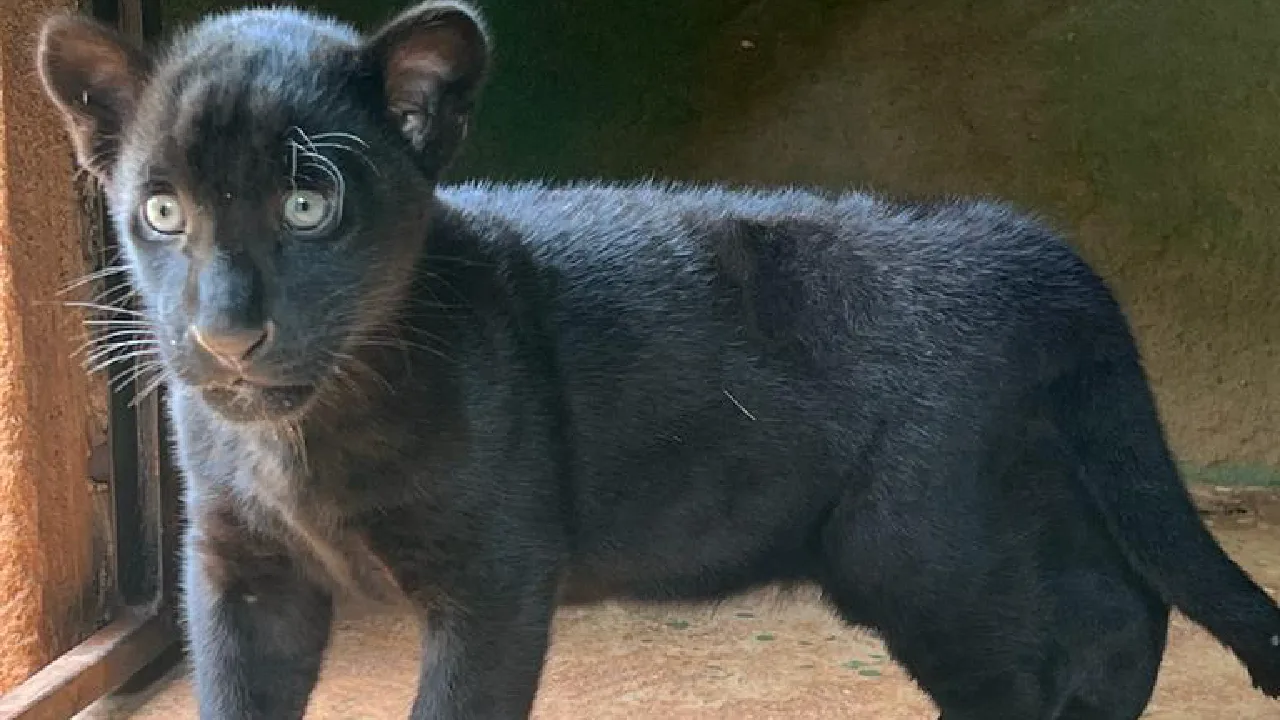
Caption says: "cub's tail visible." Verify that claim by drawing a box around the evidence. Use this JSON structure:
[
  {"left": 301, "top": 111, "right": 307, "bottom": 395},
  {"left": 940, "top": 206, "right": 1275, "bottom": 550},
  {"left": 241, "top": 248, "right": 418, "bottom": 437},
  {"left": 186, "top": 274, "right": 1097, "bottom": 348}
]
[{"left": 1054, "top": 353, "right": 1280, "bottom": 698}]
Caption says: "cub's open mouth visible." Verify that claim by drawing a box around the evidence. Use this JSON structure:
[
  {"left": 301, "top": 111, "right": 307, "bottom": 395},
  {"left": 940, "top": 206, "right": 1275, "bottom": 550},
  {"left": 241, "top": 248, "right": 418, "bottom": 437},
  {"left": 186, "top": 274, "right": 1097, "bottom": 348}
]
[
  {"left": 200, "top": 381, "right": 316, "bottom": 422},
  {"left": 226, "top": 377, "right": 309, "bottom": 392}
]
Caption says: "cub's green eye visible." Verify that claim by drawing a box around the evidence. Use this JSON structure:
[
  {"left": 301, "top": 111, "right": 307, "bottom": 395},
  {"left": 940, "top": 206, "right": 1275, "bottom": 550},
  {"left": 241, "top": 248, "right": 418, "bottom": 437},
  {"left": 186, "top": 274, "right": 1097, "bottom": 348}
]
[
  {"left": 142, "top": 193, "right": 186, "bottom": 235},
  {"left": 282, "top": 189, "right": 332, "bottom": 232}
]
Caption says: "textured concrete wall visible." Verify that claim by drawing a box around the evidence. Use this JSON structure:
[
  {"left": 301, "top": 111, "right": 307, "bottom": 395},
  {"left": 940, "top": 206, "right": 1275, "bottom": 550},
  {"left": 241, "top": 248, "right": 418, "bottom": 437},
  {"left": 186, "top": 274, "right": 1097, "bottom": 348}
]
[
  {"left": 0, "top": 0, "right": 102, "bottom": 692},
  {"left": 672, "top": 0, "right": 1279, "bottom": 480}
]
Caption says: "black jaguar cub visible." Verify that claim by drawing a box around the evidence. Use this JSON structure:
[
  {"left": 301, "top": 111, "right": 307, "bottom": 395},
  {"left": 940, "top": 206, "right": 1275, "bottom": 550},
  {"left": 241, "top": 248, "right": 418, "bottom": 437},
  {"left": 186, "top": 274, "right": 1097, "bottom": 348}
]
[{"left": 37, "top": 2, "right": 1280, "bottom": 718}]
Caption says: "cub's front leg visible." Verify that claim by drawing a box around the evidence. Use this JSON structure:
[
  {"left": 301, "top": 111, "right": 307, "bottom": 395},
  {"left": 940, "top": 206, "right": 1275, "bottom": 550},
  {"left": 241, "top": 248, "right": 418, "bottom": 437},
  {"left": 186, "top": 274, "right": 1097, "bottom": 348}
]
[
  {"left": 369, "top": 508, "right": 562, "bottom": 720},
  {"left": 410, "top": 585, "right": 558, "bottom": 720},
  {"left": 184, "top": 500, "right": 334, "bottom": 720}
]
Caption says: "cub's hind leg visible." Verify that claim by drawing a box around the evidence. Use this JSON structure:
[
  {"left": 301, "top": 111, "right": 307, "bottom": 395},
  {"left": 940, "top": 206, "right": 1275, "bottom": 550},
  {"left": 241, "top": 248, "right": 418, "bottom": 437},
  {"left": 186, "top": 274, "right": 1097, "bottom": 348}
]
[
  {"left": 1048, "top": 569, "right": 1169, "bottom": 720},
  {"left": 819, "top": 510, "right": 1169, "bottom": 720},
  {"left": 816, "top": 479, "right": 1060, "bottom": 720}
]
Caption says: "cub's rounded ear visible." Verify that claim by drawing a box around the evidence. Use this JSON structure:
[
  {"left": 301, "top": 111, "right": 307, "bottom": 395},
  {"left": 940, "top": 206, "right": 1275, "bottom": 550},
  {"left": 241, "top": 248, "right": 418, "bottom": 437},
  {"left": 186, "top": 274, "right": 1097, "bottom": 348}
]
[
  {"left": 37, "top": 13, "right": 151, "bottom": 183},
  {"left": 362, "top": 1, "right": 489, "bottom": 176}
]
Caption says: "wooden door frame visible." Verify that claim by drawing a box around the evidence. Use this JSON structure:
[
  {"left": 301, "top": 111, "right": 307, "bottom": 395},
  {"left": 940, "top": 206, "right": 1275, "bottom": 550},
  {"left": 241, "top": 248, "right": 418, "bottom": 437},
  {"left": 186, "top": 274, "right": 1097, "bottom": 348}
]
[{"left": 0, "top": 1, "right": 181, "bottom": 717}]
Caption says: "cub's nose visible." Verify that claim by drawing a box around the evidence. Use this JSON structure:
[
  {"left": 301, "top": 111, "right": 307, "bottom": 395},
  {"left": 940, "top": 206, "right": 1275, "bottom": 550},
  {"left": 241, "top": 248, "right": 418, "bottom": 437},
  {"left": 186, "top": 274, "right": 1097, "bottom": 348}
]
[{"left": 189, "top": 321, "right": 274, "bottom": 370}]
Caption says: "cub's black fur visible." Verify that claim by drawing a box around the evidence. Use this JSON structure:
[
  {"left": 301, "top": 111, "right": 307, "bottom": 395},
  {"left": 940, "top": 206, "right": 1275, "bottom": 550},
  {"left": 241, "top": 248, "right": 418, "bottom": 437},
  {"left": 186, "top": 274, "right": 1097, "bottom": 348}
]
[{"left": 38, "top": 3, "right": 1280, "bottom": 719}]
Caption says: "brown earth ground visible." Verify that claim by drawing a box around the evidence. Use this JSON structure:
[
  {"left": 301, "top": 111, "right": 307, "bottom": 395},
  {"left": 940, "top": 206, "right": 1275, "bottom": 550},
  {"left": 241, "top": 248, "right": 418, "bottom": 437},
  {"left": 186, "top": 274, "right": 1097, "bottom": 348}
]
[{"left": 81, "top": 487, "right": 1280, "bottom": 719}]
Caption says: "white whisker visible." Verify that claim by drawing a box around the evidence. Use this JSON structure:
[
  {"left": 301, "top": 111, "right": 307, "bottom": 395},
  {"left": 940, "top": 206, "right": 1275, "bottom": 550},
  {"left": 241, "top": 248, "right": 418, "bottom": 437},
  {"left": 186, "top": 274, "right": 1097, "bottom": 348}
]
[
  {"left": 88, "top": 347, "right": 161, "bottom": 375},
  {"left": 59, "top": 301, "right": 146, "bottom": 317},
  {"left": 72, "top": 328, "right": 151, "bottom": 358},
  {"left": 300, "top": 156, "right": 346, "bottom": 222},
  {"left": 58, "top": 265, "right": 130, "bottom": 296},
  {"left": 307, "top": 142, "right": 379, "bottom": 176},
  {"left": 130, "top": 370, "right": 168, "bottom": 408},
  {"left": 90, "top": 283, "right": 138, "bottom": 306},
  {"left": 83, "top": 338, "right": 160, "bottom": 368},
  {"left": 112, "top": 361, "right": 163, "bottom": 393},
  {"left": 289, "top": 138, "right": 299, "bottom": 189},
  {"left": 311, "top": 131, "right": 369, "bottom": 147},
  {"left": 83, "top": 319, "right": 153, "bottom": 327},
  {"left": 290, "top": 125, "right": 318, "bottom": 153},
  {"left": 350, "top": 337, "right": 455, "bottom": 365}
]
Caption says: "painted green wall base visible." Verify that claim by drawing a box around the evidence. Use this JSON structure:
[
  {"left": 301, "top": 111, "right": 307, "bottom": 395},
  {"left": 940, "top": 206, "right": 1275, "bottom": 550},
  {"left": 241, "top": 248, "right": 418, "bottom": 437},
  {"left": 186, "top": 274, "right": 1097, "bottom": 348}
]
[{"left": 1185, "top": 464, "right": 1280, "bottom": 489}]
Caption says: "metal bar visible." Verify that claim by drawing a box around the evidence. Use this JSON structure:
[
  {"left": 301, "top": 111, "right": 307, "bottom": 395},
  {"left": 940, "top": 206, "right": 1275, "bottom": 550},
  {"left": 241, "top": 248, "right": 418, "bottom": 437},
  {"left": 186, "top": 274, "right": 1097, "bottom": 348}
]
[
  {"left": 0, "top": 607, "right": 174, "bottom": 720},
  {"left": 99, "top": 0, "right": 154, "bottom": 611},
  {"left": 108, "top": 350, "right": 146, "bottom": 604}
]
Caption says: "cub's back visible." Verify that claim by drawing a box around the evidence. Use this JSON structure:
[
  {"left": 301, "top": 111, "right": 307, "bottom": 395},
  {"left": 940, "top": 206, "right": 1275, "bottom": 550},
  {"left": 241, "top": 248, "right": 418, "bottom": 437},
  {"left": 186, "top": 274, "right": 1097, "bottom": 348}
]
[{"left": 438, "top": 181, "right": 1123, "bottom": 394}]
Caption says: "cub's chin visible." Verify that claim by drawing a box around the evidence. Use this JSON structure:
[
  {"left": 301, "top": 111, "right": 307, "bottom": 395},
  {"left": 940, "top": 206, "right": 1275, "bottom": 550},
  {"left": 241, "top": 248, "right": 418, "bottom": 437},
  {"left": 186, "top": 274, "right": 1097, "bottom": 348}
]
[{"left": 199, "top": 381, "right": 317, "bottom": 424}]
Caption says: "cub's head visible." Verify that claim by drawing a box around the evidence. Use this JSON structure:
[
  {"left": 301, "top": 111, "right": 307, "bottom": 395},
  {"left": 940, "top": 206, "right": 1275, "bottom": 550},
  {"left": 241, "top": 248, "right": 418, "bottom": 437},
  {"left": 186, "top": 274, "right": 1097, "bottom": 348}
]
[{"left": 37, "top": 1, "right": 489, "bottom": 422}]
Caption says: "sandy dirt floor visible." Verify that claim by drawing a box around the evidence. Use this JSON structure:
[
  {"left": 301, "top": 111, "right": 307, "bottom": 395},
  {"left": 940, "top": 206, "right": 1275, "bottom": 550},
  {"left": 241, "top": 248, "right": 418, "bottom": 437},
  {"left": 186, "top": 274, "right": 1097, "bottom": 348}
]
[{"left": 77, "top": 486, "right": 1280, "bottom": 720}]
